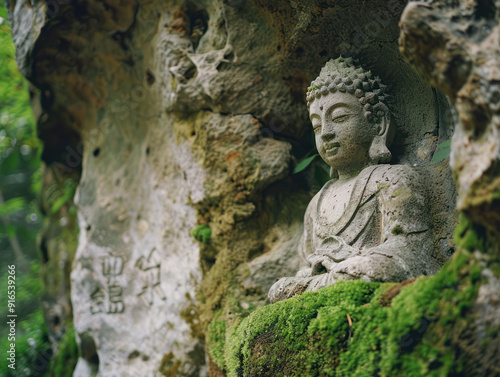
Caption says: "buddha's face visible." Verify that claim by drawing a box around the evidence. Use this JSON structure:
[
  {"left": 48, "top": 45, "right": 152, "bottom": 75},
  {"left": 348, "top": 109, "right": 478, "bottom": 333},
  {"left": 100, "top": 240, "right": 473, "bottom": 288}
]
[{"left": 309, "top": 91, "right": 377, "bottom": 172}]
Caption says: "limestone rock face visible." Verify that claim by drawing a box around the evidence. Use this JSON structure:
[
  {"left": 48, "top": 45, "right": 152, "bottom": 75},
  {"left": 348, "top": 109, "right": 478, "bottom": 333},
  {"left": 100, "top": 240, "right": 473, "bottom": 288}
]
[
  {"left": 400, "top": 0, "right": 500, "bottom": 233},
  {"left": 7, "top": 0, "right": 463, "bottom": 375},
  {"left": 399, "top": 0, "right": 500, "bottom": 372},
  {"left": 8, "top": 0, "right": 304, "bottom": 375}
]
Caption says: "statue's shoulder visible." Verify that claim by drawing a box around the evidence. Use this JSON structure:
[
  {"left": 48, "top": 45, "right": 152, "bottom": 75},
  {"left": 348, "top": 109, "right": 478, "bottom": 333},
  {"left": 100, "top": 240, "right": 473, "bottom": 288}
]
[
  {"left": 368, "top": 164, "right": 423, "bottom": 195},
  {"left": 305, "top": 181, "right": 330, "bottom": 217},
  {"left": 371, "top": 164, "right": 420, "bottom": 182}
]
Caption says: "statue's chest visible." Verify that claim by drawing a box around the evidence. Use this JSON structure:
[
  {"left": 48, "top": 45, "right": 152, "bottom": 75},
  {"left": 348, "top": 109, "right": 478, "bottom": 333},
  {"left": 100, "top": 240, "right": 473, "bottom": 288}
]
[
  {"left": 312, "top": 179, "right": 379, "bottom": 248},
  {"left": 317, "top": 184, "right": 354, "bottom": 226},
  {"left": 310, "top": 167, "right": 382, "bottom": 249}
]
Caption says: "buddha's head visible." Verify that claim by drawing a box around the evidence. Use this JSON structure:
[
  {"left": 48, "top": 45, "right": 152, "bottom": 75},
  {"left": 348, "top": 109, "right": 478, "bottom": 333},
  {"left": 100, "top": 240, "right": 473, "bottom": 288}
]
[{"left": 306, "top": 58, "right": 393, "bottom": 177}]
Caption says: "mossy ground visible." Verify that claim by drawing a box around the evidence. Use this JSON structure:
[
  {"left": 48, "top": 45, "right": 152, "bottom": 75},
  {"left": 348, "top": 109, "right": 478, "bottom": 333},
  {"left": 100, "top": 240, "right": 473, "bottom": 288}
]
[{"left": 208, "top": 216, "right": 487, "bottom": 377}]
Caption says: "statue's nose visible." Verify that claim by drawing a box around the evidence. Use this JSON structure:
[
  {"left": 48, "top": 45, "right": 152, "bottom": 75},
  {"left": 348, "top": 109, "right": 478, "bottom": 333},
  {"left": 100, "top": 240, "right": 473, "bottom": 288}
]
[{"left": 321, "top": 125, "right": 335, "bottom": 141}]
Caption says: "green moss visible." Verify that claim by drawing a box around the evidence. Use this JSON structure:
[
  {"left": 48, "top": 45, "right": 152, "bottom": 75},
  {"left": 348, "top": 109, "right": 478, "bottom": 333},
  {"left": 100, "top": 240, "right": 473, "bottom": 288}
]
[
  {"left": 207, "top": 313, "right": 227, "bottom": 368},
  {"left": 48, "top": 325, "right": 78, "bottom": 377},
  {"left": 180, "top": 293, "right": 203, "bottom": 341},
  {"left": 490, "top": 262, "right": 500, "bottom": 276},
  {"left": 392, "top": 226, "right": 404, "bottom": 235},
  {"left": 391, "top": 186, "right": 411, "bottom": 199},
  {"left": 378, "top": 183, "right": 390, "bottom": 190},
  {"left": 453, "top": 214, "right": 483, "bottom": 252},
  {"left": 190, "top": 224, "right": 212, "bottom": 243},
  {"left": 158, "top": 352, "right": 181, "bottom": 377},
  {"left": 217, "top": 222, "right": 485, "bottom": 377},
  {"left": 221, "top": 280, "right": 379, "bottom": 377}
]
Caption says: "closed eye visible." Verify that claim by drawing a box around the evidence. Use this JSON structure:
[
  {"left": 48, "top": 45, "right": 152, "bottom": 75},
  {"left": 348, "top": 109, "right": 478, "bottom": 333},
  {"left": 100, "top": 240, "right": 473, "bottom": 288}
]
[{"left": 332, "top": 114, "right": 352, "bottom": 123}]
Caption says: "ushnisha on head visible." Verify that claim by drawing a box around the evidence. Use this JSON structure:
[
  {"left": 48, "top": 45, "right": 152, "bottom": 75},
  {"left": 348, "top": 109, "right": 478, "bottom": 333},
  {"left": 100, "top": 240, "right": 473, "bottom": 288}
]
[
  {"left": 307, "top": 57, "right": 393, "bottom": 168},
  {"left": 306, "top": 57, "right": 389, "bottom": 123}
]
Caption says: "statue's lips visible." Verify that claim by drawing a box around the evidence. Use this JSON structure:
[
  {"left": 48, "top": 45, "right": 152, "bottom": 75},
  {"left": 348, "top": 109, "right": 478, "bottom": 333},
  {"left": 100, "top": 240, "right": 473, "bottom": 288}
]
[{"left": 325, "top": 143, "right": 340, "bottom": 155}]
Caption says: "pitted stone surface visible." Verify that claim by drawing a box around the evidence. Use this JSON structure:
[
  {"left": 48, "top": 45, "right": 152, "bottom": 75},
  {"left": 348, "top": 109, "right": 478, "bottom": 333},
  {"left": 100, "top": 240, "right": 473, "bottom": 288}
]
[{"left": 8, "top": 0, "right": 461, "bottom": 375}]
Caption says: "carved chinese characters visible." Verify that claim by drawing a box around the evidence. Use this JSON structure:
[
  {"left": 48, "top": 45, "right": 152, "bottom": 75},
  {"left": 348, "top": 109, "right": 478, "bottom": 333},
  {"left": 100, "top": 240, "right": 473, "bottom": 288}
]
[
  {"left": 89, "top": 248, "right": 166, "bottom": 315},
  {"left": 136, "top": 248, "right": 166, "bottom": 306},
  {"left": 90, "top": 255, "right": 125, "bottom": 314}
]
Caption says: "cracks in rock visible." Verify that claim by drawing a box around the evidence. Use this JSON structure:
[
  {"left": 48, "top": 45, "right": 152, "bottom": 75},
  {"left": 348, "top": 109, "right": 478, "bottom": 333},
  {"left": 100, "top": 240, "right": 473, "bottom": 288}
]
[
  {"left": 184, "top": 2, "right": 208, "bottom": 51},
  {"left": 215, "top": 50, "right": 235, "bottom": 72},
  {"left": 111, "top": 0, "right": 140, "bottom": 65},
  {"left": 79, "top": 332, "right": 100, "bottom": 374},
  {"left": 406, "top": 228, "right": 431, "bottom": 237}
]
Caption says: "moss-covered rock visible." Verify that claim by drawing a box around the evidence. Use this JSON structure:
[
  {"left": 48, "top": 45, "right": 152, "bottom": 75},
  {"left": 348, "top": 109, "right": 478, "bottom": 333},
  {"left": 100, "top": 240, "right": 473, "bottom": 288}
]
[{"left": 210, "top": 235, "right": 488, "bottom": 376}]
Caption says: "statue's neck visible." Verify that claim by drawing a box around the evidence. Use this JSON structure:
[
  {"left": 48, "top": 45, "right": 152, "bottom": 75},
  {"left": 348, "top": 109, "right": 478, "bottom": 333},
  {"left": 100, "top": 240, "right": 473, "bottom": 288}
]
[{"left": 336, "top": 163, "right": 374, "bottom": 183}]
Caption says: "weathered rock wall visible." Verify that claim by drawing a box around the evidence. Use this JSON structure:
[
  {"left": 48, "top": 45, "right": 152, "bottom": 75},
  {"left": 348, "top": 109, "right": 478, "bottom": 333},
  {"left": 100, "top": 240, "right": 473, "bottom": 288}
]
[
  {"left": 400, "top": 0, "right": 500, "bottom": 233},
  {"left": 399, "top": 0, "right": 500, "bottom": 372},
  {"left": 210, "top": 1, "right": 500, "bottom": 376},
  {"left": 6, "top": 0, "right": 467, "bottom": 376}
]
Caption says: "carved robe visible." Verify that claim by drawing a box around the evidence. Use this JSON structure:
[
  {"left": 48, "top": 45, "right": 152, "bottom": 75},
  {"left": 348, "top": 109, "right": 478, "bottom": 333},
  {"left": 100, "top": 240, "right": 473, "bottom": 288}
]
[{"left": 269, "top": 164, "right": 441, "bottom": 303}]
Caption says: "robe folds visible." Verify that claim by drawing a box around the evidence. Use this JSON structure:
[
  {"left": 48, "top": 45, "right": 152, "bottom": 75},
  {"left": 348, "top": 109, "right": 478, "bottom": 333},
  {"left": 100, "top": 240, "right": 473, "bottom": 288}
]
[{"left": 268, "top": 164, "right": 441, "bottom": 303}]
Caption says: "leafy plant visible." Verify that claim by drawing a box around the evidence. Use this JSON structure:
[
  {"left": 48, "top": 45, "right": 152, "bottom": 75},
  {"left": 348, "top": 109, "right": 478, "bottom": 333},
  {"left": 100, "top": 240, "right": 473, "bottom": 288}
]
[
  {"left": 0, "top": 0, "right": 42, "bottom": 266},
  {"left": 48, "top": 326, "right": 79, "bottom": 377},
  {"left": 293, "top": 154, "right": 318, "bottom": 174},
  {"left": 47, "top": 179, "right": 77, "bottom": 214},
  {"left": 0, "top": 6, "right": 53, "bottom": 376},
  {"left": 0, "top": 197, "right": 25, "bottom": 217},
  {"left": 190, "top": 224, "right": 212, "bottom": 243},
  {"left": 294, "top": 153, "right": 331, "bottom": 187},
  {"left": 0, "top": 262, "right": 52, "bottom": 376},
  {"left": 1, "top": 309, "right": 53, "bottom": 377},
  {"left": 432, "top": 139, "right": 451, "bottom": 163}
]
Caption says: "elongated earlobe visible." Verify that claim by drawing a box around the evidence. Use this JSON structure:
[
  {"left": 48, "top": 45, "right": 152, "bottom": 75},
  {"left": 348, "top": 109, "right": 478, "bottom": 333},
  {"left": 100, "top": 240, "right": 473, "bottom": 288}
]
[
  {"left": 369, "top": 136, "right": 391, "bottom": 163},
  {"left": 377, "top": 118, "right": 386, "bottom": 136},
  {"left": 369, "top": 104, "right": 392, "bottom": 163}
]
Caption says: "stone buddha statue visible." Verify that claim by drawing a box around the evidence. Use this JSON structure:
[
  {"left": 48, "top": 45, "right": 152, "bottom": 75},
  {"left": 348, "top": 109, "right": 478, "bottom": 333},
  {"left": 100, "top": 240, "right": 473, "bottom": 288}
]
[{"left": 268, "top": 57, "right": 442, "bottom": 303}]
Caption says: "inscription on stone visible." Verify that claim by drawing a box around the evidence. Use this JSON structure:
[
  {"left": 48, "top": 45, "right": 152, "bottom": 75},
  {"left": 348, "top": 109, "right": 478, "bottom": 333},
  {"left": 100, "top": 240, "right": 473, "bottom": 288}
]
[
  {"left": 90, "top": 255, "right": 125, "bottom": 314},
  {"left": 135, "top": 248, "right": 166, "bottom": 306}
]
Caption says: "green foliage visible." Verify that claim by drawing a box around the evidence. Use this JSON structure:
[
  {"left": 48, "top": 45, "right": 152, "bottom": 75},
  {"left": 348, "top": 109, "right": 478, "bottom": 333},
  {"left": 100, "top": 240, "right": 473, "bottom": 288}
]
[
  {"left": 48, "top": 326, "right": 79, "bottom": 377},
  {"left": 453, "top": 213, "right": 482, "bottom": 252},
  {"left": 217, "top": 239, "right": 482, "bottom": 377},
  {"left": 294, "top": 154, "right": 318, "bottom": 174},
  {"left": 314, "top": 160, "right": 331, "bottom": 186},
  {"left": 190, "top": 224, "right": 212, "bottom": 243},
  {"left": 0, "top": 262, "right": 43, "bottom": 321},
  {"left": 294, "top": 153, "right": 331, "bottom": 187},
  {"left": 431, "top": 140, "right": 451, "bottom": 163},
  {"left": 0, "top": 197, "right": 25, "bottom": 217},
  {"left": 0, "top": 263, "right": 52, "bottom": 377},
  {"left": 0, "top": 11, "right": 38, "bottom": 160},
  {"left": 46, "top": 179, "right": 77, "bottom": 214},
  {"left": 0, "top": 0, "right": 42, "bottom": 266},
  {"left": 207, "top": 313, "right": 227, "bottom": 368},
  {"left": 0, "top": 6, "right": 7, "bottom": 19},
  {"left": 1, "top": 309, "right": 53, "bottom": 377},
  {"left": 0, "top": 8, "right": 55, "bottom": 377}
]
